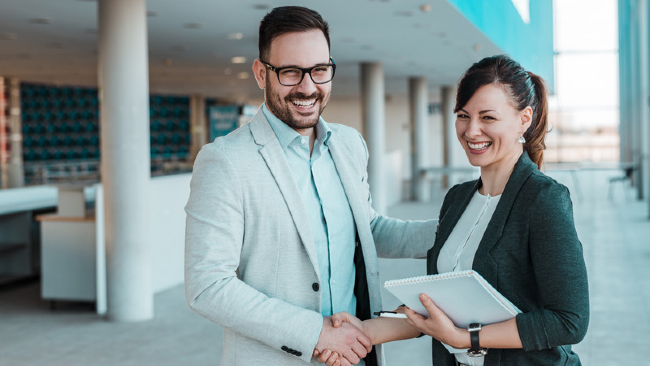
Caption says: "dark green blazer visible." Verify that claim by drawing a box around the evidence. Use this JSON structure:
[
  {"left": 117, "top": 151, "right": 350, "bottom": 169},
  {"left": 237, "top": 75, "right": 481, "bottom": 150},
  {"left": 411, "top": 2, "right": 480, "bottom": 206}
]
[{"left": 427, "top": 152, "right": 589, "bottom": 366}]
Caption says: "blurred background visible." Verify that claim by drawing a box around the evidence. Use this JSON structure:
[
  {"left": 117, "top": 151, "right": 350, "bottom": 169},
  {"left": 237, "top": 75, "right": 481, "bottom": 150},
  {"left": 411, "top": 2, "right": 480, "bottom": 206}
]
[{"left": 0, "top": 0, "right": 648, "bottom": 365}]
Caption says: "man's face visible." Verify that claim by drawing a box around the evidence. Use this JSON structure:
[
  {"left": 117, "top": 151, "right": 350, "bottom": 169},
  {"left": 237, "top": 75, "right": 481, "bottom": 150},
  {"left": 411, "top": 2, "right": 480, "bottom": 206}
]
[{"left": 253, "top": 30, "right": 332, "bottom": 132}]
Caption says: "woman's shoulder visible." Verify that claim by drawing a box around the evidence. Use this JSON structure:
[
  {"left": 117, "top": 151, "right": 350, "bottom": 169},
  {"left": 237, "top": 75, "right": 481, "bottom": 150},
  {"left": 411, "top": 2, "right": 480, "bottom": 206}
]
[{"left": 523, "top": 169, "right": 573, "bottom": 205}]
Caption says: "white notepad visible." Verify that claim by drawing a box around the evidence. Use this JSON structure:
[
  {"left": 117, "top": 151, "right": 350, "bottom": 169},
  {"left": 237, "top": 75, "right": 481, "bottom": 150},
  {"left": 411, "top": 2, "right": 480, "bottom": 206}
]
[{"left": 384, "top": 270, "right": 521, "bottom": 329}]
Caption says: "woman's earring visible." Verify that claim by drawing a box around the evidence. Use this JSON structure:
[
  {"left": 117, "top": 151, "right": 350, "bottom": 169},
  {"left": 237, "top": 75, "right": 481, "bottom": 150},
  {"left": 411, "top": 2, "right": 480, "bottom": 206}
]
[{"left": 519, "top": 134, "right": 526, "bottom": 144}]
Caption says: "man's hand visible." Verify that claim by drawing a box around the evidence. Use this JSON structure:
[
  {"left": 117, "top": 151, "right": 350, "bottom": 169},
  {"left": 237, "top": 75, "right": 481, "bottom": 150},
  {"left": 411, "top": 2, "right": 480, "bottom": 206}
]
[{"left": 314, "top": 316, "right": 372, "bottom": 366}]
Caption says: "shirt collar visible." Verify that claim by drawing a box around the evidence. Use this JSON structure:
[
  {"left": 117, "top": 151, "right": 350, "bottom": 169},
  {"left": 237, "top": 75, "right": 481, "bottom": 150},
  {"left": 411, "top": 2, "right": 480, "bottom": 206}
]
[{"left": 262, "top": 103, "right": 332, "bottom": 149}]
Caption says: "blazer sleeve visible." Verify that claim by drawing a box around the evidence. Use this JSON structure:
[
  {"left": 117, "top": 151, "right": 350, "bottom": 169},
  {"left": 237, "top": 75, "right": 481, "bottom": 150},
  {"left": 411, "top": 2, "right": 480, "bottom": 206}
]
[
  {"left": 184, "top": 143, "right": 323, "bottom": 363},
  {"left": 515, "top": 183, "right": 590, "bottom": 351},
  {"left": 350, "top": 131, "right": 437, "bottom": 259}
]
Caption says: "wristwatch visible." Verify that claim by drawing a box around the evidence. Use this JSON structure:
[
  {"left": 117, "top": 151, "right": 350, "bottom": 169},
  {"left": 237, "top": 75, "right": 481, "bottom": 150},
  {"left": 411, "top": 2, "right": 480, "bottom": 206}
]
[{"left": 467, "top": 323, "right": 488, "bottom": 357}]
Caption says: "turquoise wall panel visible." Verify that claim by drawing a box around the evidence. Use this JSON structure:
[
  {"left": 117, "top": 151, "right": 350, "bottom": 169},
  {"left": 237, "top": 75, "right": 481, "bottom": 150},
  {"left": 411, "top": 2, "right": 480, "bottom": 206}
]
[{"left": 446, "top": 0, "right": 555, "bottom": 92}]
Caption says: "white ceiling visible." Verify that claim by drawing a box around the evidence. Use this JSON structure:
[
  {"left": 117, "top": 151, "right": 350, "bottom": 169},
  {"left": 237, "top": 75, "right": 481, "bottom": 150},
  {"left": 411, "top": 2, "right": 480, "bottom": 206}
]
[{"left": 0, "top": 0, "right": 502, "bottom": 101}]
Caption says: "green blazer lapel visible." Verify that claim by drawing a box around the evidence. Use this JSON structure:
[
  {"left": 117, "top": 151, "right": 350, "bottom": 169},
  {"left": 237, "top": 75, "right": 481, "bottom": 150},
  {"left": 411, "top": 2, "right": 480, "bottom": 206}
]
[
  {"left": 249, "top": 112, "right": 320, "bottom": 283},
  {"left": 428, "top": 180, "right": 479, "bottom": 274},
  {"left": 472, "top": 152, "right": 537, "bottom": 285}
]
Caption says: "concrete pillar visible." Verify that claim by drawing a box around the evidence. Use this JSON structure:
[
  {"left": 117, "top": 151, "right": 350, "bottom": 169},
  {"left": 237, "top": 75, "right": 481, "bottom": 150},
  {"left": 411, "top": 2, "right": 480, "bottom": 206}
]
[
  {"left": 441, "top": 86, "right": 456, "bottom": 188},
  {"left": 638, "top": 0, "right": 650, "bottom": 205},
  {"left": 409, "top": 77, "right": 428, "bottom": 201},
  {"left": 360, "top": 62, "right": 386, "bottom": 214},
  {"left": 619, "top": 0, "right": 633, "bottom": 164},
  {"left": 8, "top": 78, "right": 24, "bottom": 188},
  {"left": 189, "top": 95, "right": 207, "bottom": 162},
  {"left": 0, "top": 77, "right": 6, "bottom": 189},
  {"left": 98, "top": 0, "right": 153, "bottom": 322}
]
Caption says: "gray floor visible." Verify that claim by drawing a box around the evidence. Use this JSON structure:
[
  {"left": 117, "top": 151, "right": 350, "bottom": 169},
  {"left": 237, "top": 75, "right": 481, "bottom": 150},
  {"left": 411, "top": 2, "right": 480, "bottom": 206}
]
[{"left": 0, "top": 169, "right": 648, "bottom": 366}]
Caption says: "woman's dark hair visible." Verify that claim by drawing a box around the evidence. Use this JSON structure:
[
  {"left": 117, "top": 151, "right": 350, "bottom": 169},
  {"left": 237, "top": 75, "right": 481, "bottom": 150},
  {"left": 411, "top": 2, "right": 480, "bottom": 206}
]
[
  {"left": 258, "top": 6, "right": 330, "bottom": 61},
  {"left": 454, "top": 55, "right": 549, "bottom": 170}
]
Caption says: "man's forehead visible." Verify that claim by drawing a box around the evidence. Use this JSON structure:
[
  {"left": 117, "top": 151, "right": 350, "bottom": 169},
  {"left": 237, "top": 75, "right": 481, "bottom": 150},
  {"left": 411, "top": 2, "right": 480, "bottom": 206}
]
[{"left": 267, "top": 30, "right": 329, "bottom": 66}]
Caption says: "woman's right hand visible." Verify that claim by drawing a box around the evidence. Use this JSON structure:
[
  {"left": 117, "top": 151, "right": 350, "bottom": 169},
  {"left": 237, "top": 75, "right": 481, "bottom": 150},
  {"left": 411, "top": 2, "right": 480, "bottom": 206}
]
[{"left": 331, "top": 312, "right": 365, "bottom": 333}]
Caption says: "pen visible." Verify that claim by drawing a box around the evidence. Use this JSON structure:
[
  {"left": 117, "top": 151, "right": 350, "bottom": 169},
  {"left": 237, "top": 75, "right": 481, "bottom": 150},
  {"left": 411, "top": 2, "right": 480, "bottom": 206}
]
[{"left": 373, "top": 311, "right": 408, "bottom": 319}]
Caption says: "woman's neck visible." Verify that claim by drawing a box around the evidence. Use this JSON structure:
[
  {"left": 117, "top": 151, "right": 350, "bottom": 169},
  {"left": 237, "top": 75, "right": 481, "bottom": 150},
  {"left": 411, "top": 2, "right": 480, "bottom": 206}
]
[{"left": 478, "top": 152, "right": 523, "bottom": 196}]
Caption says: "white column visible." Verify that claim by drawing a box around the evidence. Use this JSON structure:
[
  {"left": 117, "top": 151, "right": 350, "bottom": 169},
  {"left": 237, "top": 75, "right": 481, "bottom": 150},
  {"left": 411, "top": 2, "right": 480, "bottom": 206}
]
[
  {"left": 409, "top": 77, "right": 428, "bottom": 201},
  {"left": 441, "top": 86, "right": 456, "bottom": 188},
  {"left": 8, "top": 78, "right": 24, "bottom": 188},
  {"left": 98, "top": 0, "right": 152, "bottom": 322},
  {"left": 639, "top": 0, "right": 650, "bottom": 215},
  {"left": 361, "top": 63, "right": 386, "bottom": 214}
]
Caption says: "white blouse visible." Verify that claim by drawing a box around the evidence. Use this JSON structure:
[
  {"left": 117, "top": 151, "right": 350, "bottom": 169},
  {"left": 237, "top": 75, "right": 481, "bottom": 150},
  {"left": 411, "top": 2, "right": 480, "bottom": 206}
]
[{"left": 437, "top": 190, "right": 501, "bottom": 366}]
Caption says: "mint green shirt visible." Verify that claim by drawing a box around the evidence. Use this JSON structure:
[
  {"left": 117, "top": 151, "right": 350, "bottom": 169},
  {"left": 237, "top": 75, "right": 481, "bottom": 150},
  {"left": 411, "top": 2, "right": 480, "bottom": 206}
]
[{"left": 263, "top": 104, "right": 357, "bottom": 317}]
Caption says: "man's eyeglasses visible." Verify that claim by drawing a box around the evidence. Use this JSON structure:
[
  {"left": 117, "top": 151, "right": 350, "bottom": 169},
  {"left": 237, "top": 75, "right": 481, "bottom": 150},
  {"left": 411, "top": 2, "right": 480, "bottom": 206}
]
[{"left": 260, "top": 58, "right": 336, "bottom": 86}]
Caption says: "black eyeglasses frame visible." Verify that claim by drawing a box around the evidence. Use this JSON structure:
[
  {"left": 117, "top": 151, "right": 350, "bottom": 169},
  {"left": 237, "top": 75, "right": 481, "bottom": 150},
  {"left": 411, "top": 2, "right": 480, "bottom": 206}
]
[{"left": 259, "top": 58, "right": 336, "bottom": 86}]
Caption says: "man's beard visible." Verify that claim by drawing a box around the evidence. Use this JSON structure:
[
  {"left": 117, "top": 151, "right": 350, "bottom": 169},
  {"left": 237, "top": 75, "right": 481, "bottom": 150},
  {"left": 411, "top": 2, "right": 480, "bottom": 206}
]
[{"left": 265, "top": 77, "right": 330, "bottom": 131}]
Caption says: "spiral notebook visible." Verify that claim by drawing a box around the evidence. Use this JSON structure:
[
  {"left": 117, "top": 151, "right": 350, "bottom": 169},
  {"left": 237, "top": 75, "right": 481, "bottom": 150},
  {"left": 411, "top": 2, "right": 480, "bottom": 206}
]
[{"left": 384, "top": 270, "right": 521, "bottom": 329}]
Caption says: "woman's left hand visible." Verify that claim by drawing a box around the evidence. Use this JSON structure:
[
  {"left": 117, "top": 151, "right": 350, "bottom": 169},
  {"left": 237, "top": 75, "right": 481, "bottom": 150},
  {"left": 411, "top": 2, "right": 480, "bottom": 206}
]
[{"left": 404, "top": 293, "right": 466, "bottom": 349}]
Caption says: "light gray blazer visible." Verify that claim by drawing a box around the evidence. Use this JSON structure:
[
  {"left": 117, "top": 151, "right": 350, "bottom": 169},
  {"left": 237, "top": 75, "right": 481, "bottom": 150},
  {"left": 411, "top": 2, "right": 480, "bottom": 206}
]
[{"left": 185, "top": 108, "right": 436, "bottom": 366}]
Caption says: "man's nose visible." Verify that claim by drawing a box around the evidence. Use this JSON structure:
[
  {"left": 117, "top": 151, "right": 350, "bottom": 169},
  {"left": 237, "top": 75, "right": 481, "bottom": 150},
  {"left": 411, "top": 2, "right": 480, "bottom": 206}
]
[{"left": 294, "top": 72, "right": 318, "bottom": 94}]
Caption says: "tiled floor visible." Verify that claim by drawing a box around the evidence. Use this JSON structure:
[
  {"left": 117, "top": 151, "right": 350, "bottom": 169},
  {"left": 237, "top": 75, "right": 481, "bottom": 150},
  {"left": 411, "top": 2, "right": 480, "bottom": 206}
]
[{"left": 0, "top": 169, "right": 648, "bottom": 365}]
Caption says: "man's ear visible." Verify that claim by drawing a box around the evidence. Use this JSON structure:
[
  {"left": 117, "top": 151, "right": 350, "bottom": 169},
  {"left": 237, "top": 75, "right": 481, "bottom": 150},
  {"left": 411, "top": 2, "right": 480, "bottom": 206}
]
[
  {"left": 252, "top": 59, "right": 266, "bottom": 89},
  {"left": 520, "top": 106, "right": 533, "bottom": 133}
]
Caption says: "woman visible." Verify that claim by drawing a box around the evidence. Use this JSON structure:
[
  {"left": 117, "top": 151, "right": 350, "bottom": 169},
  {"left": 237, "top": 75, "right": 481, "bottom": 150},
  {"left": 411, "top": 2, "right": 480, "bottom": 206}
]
[{"left": 316, "top": 55, "right": 589, "bottom": 366}]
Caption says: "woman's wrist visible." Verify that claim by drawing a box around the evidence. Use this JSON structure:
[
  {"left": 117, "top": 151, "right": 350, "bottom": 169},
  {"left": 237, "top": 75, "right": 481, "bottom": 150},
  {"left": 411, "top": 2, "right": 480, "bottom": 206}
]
[{"left": 450, "top": 327, "right": 471, "bottom": 349}]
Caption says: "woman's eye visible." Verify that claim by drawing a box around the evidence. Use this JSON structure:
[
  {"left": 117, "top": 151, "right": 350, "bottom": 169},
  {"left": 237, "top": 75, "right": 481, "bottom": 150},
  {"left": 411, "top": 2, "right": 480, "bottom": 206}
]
[
  {"left": 457, "top": 113, "right": 469, "bottom": 119},
  {"left": 482, "top": 115, "right": 496, "bottom": 121}
]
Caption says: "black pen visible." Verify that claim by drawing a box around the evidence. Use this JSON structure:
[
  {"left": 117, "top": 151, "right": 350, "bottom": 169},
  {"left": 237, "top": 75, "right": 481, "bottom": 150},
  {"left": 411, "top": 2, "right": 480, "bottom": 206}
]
[{"left": 373, "top": 311, "right": 408, "bottom": 319}]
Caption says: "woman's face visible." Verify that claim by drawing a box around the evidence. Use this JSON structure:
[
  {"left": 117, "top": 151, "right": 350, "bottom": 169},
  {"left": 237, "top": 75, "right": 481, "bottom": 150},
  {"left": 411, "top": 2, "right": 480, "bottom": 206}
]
[{"left": 455, "top": 83, "right": 532, "bottom": 171}]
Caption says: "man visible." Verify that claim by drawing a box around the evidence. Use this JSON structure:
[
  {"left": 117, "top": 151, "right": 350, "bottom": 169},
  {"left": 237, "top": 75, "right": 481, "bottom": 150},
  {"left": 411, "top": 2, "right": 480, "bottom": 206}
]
[{"left": 185, "top": 6, "right": 435, "bottom": 366}]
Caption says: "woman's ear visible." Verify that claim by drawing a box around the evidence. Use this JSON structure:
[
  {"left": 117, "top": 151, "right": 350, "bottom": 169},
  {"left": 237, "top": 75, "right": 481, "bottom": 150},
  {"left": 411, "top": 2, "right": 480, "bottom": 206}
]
[
  {"left": 252, "top": 59, "right": 266, "bottom": 89},
  {"left": 520, "top": 106, "right": 533, "bottom": 133}
]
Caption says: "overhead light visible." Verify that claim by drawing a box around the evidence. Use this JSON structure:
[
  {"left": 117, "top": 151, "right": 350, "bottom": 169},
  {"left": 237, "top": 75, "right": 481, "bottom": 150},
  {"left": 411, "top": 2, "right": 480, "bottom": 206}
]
[
  {"left": 228, "top": 32, "right": 244, "bottom": 40},
  {"left": 473, "top": 44, "right": 481, "bottom": 52},
  {"left": 30, "top": 17, "right": 52, "bottom": 24},
  {"left": 231, "top": 56, "right": 247, "bottom": 64},
  {"left": 237, "top": 72, "right": 250, "bottom": 80},
  {"left": 420, "top": 4, "right": 432, "bottom": 13},
  {"left": 0, "top": 33, "right": 17, "bottom": 40},
  {"left": 184, "top": 23, "right": 203, "bottom": 29}
]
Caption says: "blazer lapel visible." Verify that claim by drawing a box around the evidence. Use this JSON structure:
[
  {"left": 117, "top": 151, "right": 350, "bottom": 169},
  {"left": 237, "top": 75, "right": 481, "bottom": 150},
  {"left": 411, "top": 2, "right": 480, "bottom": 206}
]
[
  {"left": 472, "top": 152, "right": 537, "bottom": 285},
  {"left": 327, "top": 136, "right": 372, "bottom": 245},
  {"left": 249, "top": 111, "right": 320, "bottom": 281}
]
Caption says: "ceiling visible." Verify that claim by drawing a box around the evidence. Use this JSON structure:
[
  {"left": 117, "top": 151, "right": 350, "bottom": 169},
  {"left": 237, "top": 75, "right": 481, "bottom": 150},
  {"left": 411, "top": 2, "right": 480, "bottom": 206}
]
[{"left": 0, "top": 0, "right": 503, "bottom": 101}]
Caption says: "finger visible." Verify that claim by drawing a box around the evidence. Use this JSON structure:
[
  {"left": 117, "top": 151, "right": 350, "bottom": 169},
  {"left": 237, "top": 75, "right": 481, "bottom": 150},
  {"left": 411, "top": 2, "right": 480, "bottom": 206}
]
[
  {"left": 317, "top": 349, "right": 332, "bottom": 363},
  {"left": 419, "top": 293, "right": 440, "bottom": 315},
  {"left": 356, "top": 329, "right": 372, "bottom": 352},
  {"left": 325, "top": 351, "right": 339, "bottom": 366},
  {"left": 342, "top": 348, "right": 361, "bottom": 366},
  {"left": 404, "top": 307, "right": 426, "bottom": 329},
  {"left": 313, "top": 349, "right": 319, "bottom": 357},
  {"left": 331, "top": 312, "right": 351, "bottom": 328},
  {"left": 351, "top": 340, "right": 368, "bottom": 361},
  {"left": 340, "top": 357, "right": 352, "bottom": 366}
]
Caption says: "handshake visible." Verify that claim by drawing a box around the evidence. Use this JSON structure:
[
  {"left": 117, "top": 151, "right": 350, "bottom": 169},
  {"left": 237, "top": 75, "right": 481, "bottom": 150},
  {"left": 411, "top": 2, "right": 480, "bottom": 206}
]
[{"left": 312, "top": 311, "right": 374, "bottom": 366}]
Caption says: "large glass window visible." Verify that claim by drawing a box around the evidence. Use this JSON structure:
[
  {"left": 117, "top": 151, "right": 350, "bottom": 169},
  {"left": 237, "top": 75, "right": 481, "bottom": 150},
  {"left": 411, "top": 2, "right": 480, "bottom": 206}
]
[{"left": 547, "top": 0, "right": 619, "bottom": 162}]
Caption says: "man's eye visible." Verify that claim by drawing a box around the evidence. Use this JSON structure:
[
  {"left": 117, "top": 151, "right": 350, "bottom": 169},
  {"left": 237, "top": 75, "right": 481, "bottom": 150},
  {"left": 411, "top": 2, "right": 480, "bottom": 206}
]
[{"left": 280, "top": 69, "right": 301, "bottom": 77}]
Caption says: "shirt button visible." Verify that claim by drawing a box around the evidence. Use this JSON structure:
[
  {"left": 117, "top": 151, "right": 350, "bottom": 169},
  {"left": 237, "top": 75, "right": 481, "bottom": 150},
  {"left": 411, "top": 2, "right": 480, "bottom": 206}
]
[{"left": 312, "top": 283, "right": 319, "bottom": 292}]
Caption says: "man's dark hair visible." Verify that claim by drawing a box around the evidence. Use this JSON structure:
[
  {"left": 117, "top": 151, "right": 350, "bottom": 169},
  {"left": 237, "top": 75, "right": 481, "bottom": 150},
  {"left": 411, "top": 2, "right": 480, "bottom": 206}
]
[{"left": 258, "top": 6, "right": 330, "bottom": 61}]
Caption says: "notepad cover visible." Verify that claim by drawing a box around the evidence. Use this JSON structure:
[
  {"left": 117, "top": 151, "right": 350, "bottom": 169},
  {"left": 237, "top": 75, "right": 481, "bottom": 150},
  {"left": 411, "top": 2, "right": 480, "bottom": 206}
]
[{"left": 384, "top": 270, "right": 521, "bottom": 328}]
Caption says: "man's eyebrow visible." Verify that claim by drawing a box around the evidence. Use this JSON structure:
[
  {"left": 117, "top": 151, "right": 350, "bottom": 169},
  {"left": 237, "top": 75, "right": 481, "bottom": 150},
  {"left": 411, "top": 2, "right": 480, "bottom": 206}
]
[{"left": 277, "top": 61, "right": 332, "bottom": 68}]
